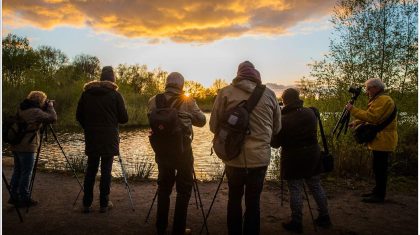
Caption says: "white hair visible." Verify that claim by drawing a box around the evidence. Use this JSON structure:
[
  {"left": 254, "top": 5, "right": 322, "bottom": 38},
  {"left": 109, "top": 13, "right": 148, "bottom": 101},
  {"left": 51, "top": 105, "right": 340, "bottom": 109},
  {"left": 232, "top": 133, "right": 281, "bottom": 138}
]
[{"left": 365, "top": 78, "right": 385, "bottom": 90}]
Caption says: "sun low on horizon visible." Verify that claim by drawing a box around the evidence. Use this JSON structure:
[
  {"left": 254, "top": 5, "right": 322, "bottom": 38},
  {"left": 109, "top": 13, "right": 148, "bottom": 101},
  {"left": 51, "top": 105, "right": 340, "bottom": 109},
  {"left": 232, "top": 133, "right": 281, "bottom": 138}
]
[{"left": 2, "top": 0, "right": 334, "bottom": 88}]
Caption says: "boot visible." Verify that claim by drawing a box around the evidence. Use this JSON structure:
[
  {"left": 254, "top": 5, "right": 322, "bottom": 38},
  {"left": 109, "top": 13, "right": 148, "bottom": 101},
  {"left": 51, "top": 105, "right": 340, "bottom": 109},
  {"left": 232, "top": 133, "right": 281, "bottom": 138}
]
[
  {"left": 282, "top": 221, "right": 303, "bottom": 233},
  {"left": 315, "top": 215, "right": 332, "bottom": 228}
]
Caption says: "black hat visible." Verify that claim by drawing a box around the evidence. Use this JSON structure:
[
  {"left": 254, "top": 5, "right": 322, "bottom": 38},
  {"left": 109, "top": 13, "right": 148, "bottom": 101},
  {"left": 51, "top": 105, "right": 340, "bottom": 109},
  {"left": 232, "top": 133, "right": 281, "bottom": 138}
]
[
  {"left": 281, "top": 88, "right": 300, "bottom": 105},
  {"left": 100, "top": 66, "right": 115, "bottom": 82}
]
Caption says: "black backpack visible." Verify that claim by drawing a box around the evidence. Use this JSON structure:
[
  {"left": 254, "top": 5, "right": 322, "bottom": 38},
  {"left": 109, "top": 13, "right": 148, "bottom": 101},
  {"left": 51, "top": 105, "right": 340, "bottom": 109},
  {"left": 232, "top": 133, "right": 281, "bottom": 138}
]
[
  {"left": 2, "top": 113, "right": 35, "bottom": 145},
  {"left": 148, "top": 94, "right": 185, "bottom": 159},
  {"left": 213, "top": 85, "right": 266, "bottom": 161}
]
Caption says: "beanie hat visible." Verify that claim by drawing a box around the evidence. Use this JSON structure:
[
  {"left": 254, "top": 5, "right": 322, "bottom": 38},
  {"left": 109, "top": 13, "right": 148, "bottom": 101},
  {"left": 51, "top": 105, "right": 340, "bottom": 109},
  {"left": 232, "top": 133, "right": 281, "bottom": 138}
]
[
  {"left": 165, "top": 72, "right": 184, "bottom": 90},
  {"left": 281, "top": 88, "right": 300, "bottom": 105},
  {"left": 100, "top": 66, "right": 115, "bottom": 82},
  {"left": 235, "top": 61, "right": 261, "bottom": 84}
]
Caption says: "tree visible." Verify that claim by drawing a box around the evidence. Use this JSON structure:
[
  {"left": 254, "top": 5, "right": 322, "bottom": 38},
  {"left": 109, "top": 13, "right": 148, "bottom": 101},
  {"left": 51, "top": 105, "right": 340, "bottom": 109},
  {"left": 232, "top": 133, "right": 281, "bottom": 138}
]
[
  {"left": 2, "top": 34, "right": 37, "bottom": 86},
  {"left": 72, "top": 54, "right": 101, "bottom": 80},
  {"left": 308, "top": 0, "right": 418, "bottom": 102},
  {"left": 35, "top": 45, "right": 69, "bottom": 80}
]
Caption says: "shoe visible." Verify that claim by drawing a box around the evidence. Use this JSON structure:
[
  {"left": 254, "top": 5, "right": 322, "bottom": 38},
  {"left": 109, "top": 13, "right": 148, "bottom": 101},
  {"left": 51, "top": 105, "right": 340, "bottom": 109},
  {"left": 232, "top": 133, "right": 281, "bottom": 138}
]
[
  {"left": 184, "top": 228, "right": 192, "bottom": 235},
  {"left": 100, "top": 201, "right": 113, "bottom": 213},
  {"left": 315, "top": 215, "right": 332, "bottom": 228},
  {"left": 7, "top": 197, "right": 17, "bottom": 205},
  {"left": 282, "top": 221, "right": 303, "bottom": 233},
  {"left": 82, "top": 206, "right": 92, "bottom": 214},
  {"left": 362, "top": 196, "right": 384, "bottom": 203},
  {"left": 18, "top": 198, "right": 38, "bottom": 208}
]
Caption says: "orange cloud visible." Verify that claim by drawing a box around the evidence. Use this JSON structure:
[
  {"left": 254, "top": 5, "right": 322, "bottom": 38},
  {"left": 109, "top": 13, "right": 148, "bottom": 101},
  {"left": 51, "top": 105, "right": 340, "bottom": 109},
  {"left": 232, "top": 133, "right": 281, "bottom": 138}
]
[{"left": 3, "top": 0, "right": 334, "bottom": 43}]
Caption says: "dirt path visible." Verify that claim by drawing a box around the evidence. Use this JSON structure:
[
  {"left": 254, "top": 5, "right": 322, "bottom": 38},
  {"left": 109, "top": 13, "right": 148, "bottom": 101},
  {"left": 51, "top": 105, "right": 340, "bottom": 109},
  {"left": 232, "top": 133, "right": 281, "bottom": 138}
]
[{"left": 2, "top": 166, "right": 417, "bottom": 235}]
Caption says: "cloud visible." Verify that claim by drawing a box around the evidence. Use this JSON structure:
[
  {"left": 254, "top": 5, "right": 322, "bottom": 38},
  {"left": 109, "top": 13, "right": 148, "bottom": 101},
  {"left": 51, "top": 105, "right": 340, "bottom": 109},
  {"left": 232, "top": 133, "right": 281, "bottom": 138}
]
[{"left": 3, "top": 0, "right": 334, "bottom": 43}]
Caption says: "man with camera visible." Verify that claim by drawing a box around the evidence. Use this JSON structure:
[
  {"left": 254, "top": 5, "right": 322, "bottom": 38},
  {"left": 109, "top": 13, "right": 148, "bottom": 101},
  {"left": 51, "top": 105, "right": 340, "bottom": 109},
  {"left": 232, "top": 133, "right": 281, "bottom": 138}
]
[
  {"left": 271, "top": 88, "right": 331, "bottom": 233},
  {"left": 9, "top": 91, "right": 57, "bottom": 207},
  {"left": 345, "top": 78, "right": 398, "bottom": 203},
  {"left": 76, "top": 66, "right": 128, "bottom": 213}
]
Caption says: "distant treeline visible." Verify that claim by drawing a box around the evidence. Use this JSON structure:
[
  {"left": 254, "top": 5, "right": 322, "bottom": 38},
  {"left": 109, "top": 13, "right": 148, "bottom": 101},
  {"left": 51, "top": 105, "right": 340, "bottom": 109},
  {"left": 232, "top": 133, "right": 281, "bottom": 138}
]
[{"left": 2, "top": 34, "right": 228, "bottom": 127}]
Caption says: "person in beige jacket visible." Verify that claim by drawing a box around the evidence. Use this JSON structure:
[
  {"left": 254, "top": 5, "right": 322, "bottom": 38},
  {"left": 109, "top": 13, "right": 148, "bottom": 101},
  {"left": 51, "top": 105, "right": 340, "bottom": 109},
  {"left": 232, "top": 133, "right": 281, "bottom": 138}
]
[
  {"left": 210, "top": 61, "right": 281, "bottom": 235},
  {"left": 9, "top": 91, "right": 57, "bottom": 207},
  {"left": 148, "top": 72, "right": 206, "bottom": 235}
]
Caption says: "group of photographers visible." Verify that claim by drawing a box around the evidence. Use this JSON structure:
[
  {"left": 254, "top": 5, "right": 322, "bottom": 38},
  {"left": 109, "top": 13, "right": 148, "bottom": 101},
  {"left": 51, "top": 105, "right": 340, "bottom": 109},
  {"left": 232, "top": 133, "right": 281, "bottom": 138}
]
[{"left": 8, "top": 62, "right": 397, "bottom": 235}]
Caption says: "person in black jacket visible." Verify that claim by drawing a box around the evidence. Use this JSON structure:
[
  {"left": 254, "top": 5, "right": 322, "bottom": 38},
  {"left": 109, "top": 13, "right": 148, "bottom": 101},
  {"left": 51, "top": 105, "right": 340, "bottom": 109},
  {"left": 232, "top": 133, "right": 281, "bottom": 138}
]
[
  {"left": 272, "top": 88, "right": 331, "bottom": 233},
  {"left": 76, "top": 66, "right": 128, "bottom": 213}
]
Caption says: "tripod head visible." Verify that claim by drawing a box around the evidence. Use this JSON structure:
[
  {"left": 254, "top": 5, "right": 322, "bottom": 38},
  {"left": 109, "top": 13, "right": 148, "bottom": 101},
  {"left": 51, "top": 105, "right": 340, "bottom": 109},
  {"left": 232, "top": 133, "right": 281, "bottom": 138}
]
[
  {"left": 348, "top": 86, "right": 362, "bottom": 103},
  {"left": 332, "top": 86, "right": 362, "bottom": 139}
]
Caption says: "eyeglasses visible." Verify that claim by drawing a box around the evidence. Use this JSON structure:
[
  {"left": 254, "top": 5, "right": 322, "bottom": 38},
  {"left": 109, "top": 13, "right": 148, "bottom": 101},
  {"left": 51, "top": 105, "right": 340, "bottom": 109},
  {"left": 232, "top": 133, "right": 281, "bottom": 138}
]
[{"left": 366, "top": 86, "right": 375, "bottom": 91}]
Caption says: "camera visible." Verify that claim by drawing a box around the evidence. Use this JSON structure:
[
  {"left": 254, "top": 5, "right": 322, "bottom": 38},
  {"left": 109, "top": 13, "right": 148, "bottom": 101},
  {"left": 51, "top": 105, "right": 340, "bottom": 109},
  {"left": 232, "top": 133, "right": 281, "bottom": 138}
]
[
  {"left": 348, "top": 86, "right": 362, "bottom": 101},
  {"left": 42, "top": 99, "right": 55, "bottom": 110}
]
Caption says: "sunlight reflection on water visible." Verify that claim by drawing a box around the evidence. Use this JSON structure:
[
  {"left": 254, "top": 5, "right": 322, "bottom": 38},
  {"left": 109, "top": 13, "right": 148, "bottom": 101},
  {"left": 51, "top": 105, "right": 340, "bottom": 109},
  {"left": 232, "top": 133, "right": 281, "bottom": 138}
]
[{"left": 4, "top": 114, "right": 281, "bottom": 180}]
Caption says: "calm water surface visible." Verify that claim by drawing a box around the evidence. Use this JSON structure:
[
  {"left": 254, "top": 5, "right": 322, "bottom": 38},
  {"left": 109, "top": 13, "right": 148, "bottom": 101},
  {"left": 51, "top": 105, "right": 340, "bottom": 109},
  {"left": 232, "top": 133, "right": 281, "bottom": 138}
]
[{"left": 3, "top": 114, "right": 280, "bottom": 180}]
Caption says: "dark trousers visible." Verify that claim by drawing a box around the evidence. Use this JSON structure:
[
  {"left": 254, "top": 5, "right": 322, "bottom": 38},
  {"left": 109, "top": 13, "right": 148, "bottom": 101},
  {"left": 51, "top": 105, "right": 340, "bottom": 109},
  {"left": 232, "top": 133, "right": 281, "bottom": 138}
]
[
  {"left": 156, "top": 150, "right": 193, "bottom": 235},
  {"left": 83, "top": 154, "right": 114, "bottom": 207},
  {"left": 226, "top": 165, "right": 267, "bottom": 235},
  {"left": 372, "top": 151, "right": 390, "bottom": 199},
  {"left": 10, "top": 151, "right": 36, "bottom": 202}
]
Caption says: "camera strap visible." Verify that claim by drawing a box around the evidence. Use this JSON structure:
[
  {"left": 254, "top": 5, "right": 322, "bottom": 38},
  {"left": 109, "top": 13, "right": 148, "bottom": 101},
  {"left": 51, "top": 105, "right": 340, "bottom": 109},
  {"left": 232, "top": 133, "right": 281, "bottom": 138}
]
[
  {"left": 374, "top": 105, "right": 397, "bottom": 132},
  {"left": 309, "top": 107, "right": 329, "bottom": 155}
]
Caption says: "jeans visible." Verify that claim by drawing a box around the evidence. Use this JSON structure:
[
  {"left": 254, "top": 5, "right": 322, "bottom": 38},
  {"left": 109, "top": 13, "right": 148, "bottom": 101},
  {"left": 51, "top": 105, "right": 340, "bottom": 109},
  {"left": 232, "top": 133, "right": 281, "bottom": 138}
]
[
  {"left": 156, "top": 148, "right": 193, "bottom": 235},
  {"left": 10, "top": 151, "right": 36, "bottom": 202},
  {"left": 372, "top": 151, "right": 390, "bottom": 199},
  {"left": 287, "top": 175, "right": 329, "bottom": 224},
  {"left": 226, "top": 165, "right": 267, "bottom": 235},
  {"left": 83, "top": 154, "right": 114, "bottom": 207}
]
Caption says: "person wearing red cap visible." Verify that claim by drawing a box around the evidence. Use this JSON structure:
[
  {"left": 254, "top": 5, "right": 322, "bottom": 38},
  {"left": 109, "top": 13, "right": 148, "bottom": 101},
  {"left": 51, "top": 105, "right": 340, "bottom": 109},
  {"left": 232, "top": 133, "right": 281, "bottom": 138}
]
[{"left": 210, "top": 61, "right": 281, "bottom": 235}]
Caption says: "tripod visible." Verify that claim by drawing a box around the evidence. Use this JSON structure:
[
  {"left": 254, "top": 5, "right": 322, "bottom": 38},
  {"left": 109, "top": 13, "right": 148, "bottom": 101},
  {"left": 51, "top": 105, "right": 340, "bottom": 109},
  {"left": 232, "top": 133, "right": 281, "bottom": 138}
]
[
  {"left": 72, "top": 153, "right": 135, "bottom": 211},
  {"left": 199, "top": 168, "right": 225, "bottom": 235},
  {"left": 2, "top": 172, "right": 24, "bottom": 222},
  {"left": 332, "top": 89, "right": 361, "bottom": 139},
  {"left": 28, "top": 124, "right": 84, "bottom": 212},
  {"left": 144, "top": 166, "right": 209, "bottom": 234}
]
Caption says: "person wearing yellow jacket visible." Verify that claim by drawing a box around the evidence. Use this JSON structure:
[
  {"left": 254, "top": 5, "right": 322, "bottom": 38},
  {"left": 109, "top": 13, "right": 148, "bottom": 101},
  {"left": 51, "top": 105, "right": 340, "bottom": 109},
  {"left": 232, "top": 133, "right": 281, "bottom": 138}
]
[{"left": 345, "top": 78, "right": 398, "bottom": 203}]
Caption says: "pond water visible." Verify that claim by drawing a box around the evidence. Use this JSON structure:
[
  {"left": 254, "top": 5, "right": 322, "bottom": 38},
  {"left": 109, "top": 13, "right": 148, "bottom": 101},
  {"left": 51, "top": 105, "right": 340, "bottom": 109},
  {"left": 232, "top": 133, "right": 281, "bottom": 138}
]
[{"left": 3, "top": 114, "right": 281, "bottom": 181}]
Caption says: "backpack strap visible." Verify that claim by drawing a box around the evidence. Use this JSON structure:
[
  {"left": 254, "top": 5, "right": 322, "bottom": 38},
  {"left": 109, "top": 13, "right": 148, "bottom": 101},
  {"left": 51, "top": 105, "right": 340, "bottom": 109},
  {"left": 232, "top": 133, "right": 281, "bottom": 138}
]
[
  {"left": 246, "top": 85, "right": 266, "bottom": 113},
  {"left": 375, "top": 105, "right": 397, "bottom": 132},
  {"left": 155, "top": 94, "right": 167, "bottom": 108},
  {"left": 310, "top": 107, "right": 329, "bottom": 154}
]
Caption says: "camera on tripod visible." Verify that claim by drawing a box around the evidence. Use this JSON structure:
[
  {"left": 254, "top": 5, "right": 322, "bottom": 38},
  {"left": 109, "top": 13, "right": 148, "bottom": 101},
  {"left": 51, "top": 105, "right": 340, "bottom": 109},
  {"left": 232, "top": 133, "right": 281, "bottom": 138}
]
[
  {"left": 332, "top": 85, "right": 362, "bottom": 139},
  {"left": 348, "top": 86, "right": 362, "bottom": 101},
  {"left": 42, "top": 99, "right": 55, "bottom": 110}
]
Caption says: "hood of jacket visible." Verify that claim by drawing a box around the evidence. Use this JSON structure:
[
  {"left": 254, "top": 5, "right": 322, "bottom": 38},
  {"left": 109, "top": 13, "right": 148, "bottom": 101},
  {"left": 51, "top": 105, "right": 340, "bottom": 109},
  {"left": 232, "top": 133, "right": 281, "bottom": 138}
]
[
  {"left": 232, "top": 78, "right": 258, "bottom": 94},
  {"left": 20, "top": 99, "right": 41, "bottom": 110},
  {"left": 83, "top": 80, "right": 118, "bottom": 95}
]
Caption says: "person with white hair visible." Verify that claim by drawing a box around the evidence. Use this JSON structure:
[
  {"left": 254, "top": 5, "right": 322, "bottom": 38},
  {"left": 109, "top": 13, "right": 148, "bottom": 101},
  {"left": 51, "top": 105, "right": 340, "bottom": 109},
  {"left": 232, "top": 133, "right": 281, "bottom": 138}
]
[{"left": 346, "top": 78, "right": 398, "bottom": 203}]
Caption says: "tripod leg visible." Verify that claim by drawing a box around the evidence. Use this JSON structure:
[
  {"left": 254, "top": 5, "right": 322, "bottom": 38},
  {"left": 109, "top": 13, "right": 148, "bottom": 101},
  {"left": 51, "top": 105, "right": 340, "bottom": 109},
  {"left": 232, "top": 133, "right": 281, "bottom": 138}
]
[
  {"left": 73, "top": 187, "right": 83, "bottom": 207},
  {"left": 27, "top": 126, "right": 47, "bottom": 213},
  {"left": 192, "top": 168, "right": 209, "bottom": 235},
  {"left": 145, "top": 188, "right": 158, "bottom": 224},
  {"left": 302, "top": 182, "right": 317, "bottom": 232},
  {"left": 192, "top": 177, "right": 199, "bottom": 209},
  {"left": 48, "top": 125, "right": 84, "bottom": 190},
  {"left": 3, "top": 173, "right": 24, "bottom": 222},
  {"left": 199, "top": 168, "right": 226, "bottom": 235},
  {"left": 118, "top": 154, "right": 135, "bottom": 211}
]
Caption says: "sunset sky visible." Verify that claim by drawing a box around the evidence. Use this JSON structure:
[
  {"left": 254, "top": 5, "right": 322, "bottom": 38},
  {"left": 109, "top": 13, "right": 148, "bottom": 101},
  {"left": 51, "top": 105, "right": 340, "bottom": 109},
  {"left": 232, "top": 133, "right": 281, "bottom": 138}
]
[{"left": 3, "top": 0, "right": 335, "bottom": 87}]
